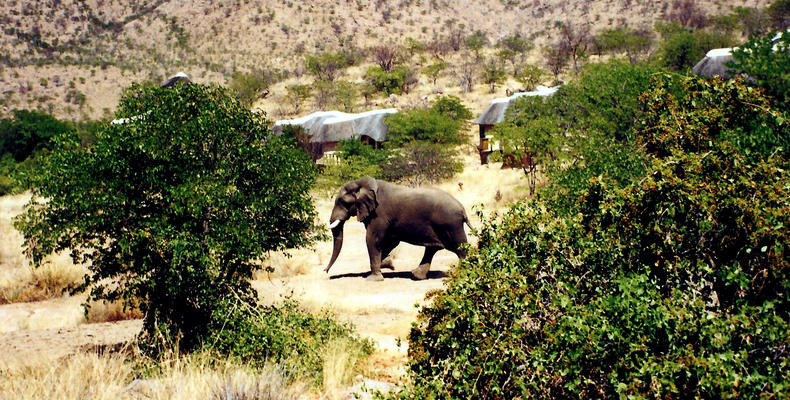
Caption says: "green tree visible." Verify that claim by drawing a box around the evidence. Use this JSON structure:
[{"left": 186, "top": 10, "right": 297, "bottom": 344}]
[
  {"left": 16, "top": 84, "right": 319, "bottom": 350},
  {"left": 380, "top": 141, "right": 463, "bottom": 186},
  {"left": 481, "top": 58, "right": 507, "bottom": 93},
  {"left": 496, "top": 33, "right": 533, "bottom": 72},
  {"left": 228, "top": 68, "right": 280, "bottom": 108},
  {"left": 431, "top": 95, "right": 473, "bottom": 123},
  {"left": 464, "top": 30, "right": 489, "bottom": 59},
  {"left": 384, "top": 97, "right": 471, "bottom": 146},
  {"left": 515, "top": 64, "right": 545, "bottom": 91},
  {"left": 0, "top": 109, "right": 71, "bottom": 162},
  {"left": 285, "top": 83, "right": 311, "bottom": 113},
  {"left": 304, "top": 51, "right": 348, "bottom": 82},
  {"left": 332, "top": 80, "right": 358, "bottom": 112},
  {"left": 365, "top": 65, "right": 417, "bottom": 95},
  {"left": 543, "top": 42, "right": 570, "bottom": 78},
  {"left": 657, "top": 23, "right": 735, "bottom": 71},
  {"left": 422, "top": 60, "right": 447, "bottom": 87},
  {"left": 594, "top": 27, "right": 652, "bottom": 63},
  {"left": 497, "top": 114, "right": 560, "bottom": 195},
  {"left": 731, "top": 30, "right": 790, "bottom": 108}
]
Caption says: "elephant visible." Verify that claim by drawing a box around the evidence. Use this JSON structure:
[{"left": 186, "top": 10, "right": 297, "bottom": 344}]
[{"left": 325, "top": 176, "right": 472, "bottom": 281}]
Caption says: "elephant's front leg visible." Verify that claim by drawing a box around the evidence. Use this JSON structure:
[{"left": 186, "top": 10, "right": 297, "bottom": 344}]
[
  {"left": 412, "top": 247, "right": 440, "bottom": 280},
  {"left": 365, "top": 231, "right": 385, "bottom": 282}
]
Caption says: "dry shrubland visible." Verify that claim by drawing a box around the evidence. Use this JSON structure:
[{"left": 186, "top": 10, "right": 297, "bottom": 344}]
[
  {"left": 0, "top": 193, "right": 86, "bottom": 305},
  {"left": 0, "top": 351, "right": 309, "bottom": 400}
]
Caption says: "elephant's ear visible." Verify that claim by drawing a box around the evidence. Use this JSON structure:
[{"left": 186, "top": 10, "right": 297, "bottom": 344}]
[{"left": 355, "top": 177, "right": 378, "bottom": 222}]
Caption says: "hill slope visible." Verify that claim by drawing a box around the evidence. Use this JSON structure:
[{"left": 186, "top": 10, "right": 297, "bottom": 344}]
[{"left": 0, "top": 0, "right": 767, "bottom": 119}]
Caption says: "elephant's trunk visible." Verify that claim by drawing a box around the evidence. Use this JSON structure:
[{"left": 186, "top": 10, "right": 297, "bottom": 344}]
[{"left": 325, "top": 221, "right": 345, "bottom": 273}]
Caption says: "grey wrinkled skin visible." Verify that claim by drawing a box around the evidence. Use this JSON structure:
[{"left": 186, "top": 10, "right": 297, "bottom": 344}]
[{"left": 325, "top": 177, "right": 471, "bottom": 282}]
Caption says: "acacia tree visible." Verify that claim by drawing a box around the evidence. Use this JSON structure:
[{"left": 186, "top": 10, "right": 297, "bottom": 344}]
[
  {"left": 16, "top": 83, "right": 319, "bottom": 350},
  {"left": 482, "top": 58, "right": 507, "bottom": 93},
  {"left": 495, "top": 111, "right": 560, "bottom": 195},
  {"left": 556, "top": 21, "right": 591, "bottom": 70}
]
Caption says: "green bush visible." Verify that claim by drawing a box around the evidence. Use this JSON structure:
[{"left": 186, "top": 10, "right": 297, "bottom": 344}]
[
  {"left": 380, "top": 141, "right": 463, "bottom": 187},
  {"left": 0, "top": 109, "right": 71, "bottom": 162},
  {"left": 731, "top": 30, "right": 790, "bottom": 109},
  {"left": 499, "top": 60, "right": 662, "bottom": 212},
  {"left": 365, "top": 65, "right": 416, "bottom": 96},
  {"left": 394, "top": 75, "right": 790, "bottom": 399},
  {"left": 384, "top": 96, "right": 471, "bottom": 146},
  {"left": 205, "top": 298, "right": 373, "bottom": 387},
  {"left": 657, "top": 25, "right": 735, "bottom": 71},
  {"left": 314, "top": 155, "right": 382, "bottom": 197},
  {"left": 0, "top": 109, "right": 79, "bottom": 195},
  {"left": 16, "top": 83, "right": 319, "bottom": 352},
  {"left": 228, "top": 68, "right": 281, "bottom": 107}
]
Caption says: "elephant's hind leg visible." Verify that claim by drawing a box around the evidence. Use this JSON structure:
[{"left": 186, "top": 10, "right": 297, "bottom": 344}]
[{"left": 412, "top": 247, "right": 440, "bottom": 280}]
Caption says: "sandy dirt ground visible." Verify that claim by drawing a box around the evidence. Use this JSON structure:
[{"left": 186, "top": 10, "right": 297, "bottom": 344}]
[
  {"left": 0, "top": 157, "right": 523, "bottom": 385},
  {"left": 0, "top": 191, "right": 470, "bottom": 376}
]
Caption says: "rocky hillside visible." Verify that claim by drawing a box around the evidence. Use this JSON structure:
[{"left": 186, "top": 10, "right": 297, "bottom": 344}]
[{"left": 0, "top": 0, "right": 768, "bottom": 119}]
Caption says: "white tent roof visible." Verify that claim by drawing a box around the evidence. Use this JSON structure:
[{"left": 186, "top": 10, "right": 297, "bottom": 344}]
[
  {"left": 474, "top": 85, "right": 559, "bottom": 125},
  {"left": 692, "top": 48, "right": 738, "bottom": 79},
  {"left": 273, "top": 109, "right": 397, "bottom": 143}
]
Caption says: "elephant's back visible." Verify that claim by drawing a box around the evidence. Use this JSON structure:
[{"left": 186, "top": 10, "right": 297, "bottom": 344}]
[{"left": 384, "top": 184, "right": 466, "bottom": 220}]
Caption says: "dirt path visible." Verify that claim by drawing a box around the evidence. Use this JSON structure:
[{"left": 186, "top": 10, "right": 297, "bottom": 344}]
[
  {"left": 0, "top": 161, "right": 523, "bottom": 379},
  {"left": 0, "top": 216, "right": 459, "bottom": 371},
  {"left": 255, "top": 218, "right": 459, "bottom": 353}
]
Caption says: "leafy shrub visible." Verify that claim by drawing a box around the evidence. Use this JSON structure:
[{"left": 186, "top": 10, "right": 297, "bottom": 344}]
[
  {"left": 0, "top": 109, "right": 77, "bottom": 195},
  {"left": 657, "top": 24, "right": 735, "bottom": 71},
  {"left": 314, "top": 155, "right": 382, "bottom": 197},
  {"left": 384, "top": 96, "right": 470, "bottom": 146},
  {"left": 206, "top": 298, "right": 373, "bottom": 387},
  {"left": 499, "top": 61, "right": 662, "bottom": 211},
  {"left": 394, "top": 75, "right": 790, "bottom": 399},
  {"left": 731, "top": 30, "right": 790, "bottom": 109},
  {"left": 0, "top": 109, "right": 71, "bottom": 162},
  {"left": 365, "top": 65, "right": 417, "bottom": 96},
  {"left": 305, "top": 51, "right": 351, "bottom": 82},
  {"left": 229, "top": 68, "right": 280, "bottom": 107},
  {"left": 380, "top": 141, "right": 463, "bottom": 187},
  {"left": 16, "top": 83, "right": 319, "bottom": 352}
]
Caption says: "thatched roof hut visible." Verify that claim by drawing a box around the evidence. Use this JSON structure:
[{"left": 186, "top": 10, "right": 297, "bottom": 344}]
[
  {"left": 473, "top": 86, "right": 559, "bottom": 164},
  {"left": 160, "top": 72, "right": 193, "bottom": 88},
  {"left": 692, "top": 48, "right": 737, "bottom": 79},
  {"left": 273, "top": 108, "right": 397, "bottom": 155},
  {"left": 474, "top": 85, "right": 559, "bottom": 126}
]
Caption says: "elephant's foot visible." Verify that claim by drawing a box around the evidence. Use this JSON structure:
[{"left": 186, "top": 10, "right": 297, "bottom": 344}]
[
  {"left": 411, "top": 263, "right": 430, "bottom": 280},
  {"left": 381, "top": 256, "right": 395, "bottom": 270},
  {"left": 366, "top": 272, "right": 384, "bottom": 281}
]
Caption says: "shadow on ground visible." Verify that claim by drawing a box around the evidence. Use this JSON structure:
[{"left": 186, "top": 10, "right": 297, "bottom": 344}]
[{"left": 329, "top": 270, "right": 448, "bottom": 280}]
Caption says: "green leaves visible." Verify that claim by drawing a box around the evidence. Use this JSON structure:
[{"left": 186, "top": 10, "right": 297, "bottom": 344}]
[
  {"left": 394, "top": 73, "right": 790, "bottom": 399},
  {"left": 17, "top": 83, "right": 319, "bottom": 351}
]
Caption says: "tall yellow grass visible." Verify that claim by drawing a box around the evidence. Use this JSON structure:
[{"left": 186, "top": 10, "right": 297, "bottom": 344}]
[
  {"left": 0, "top": 193, "right": 87, "bottom": 304},
  {"left": 0, "top": 351, "right": 309, "bottom": 400}
]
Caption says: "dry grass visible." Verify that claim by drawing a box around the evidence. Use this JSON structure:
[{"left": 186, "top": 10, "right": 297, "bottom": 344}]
[
  {"left": 84, "top": 299, "right": 143, "bottom": 324},
  {"left": 0, "top": 350, "right": 309, "bottom": 400},
  {"left": 0, "top": 352, "right": 132, "bottom": 400},
  {"left": 254, "top": 247, "right": 323, "bottom": 280},
  {"left": 321, "top": 339, "right": 369, "bottom": 400},
  {"left": 129, "top": 353, "right": 307, "bottom": 400},
  {"left": 0, "top": 193, "right": 87, "bottom": 305}
]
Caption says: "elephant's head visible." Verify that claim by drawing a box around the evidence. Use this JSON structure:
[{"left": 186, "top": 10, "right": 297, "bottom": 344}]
[{"left": 325, "top": 177, "right": 378, "bottom": 273}]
